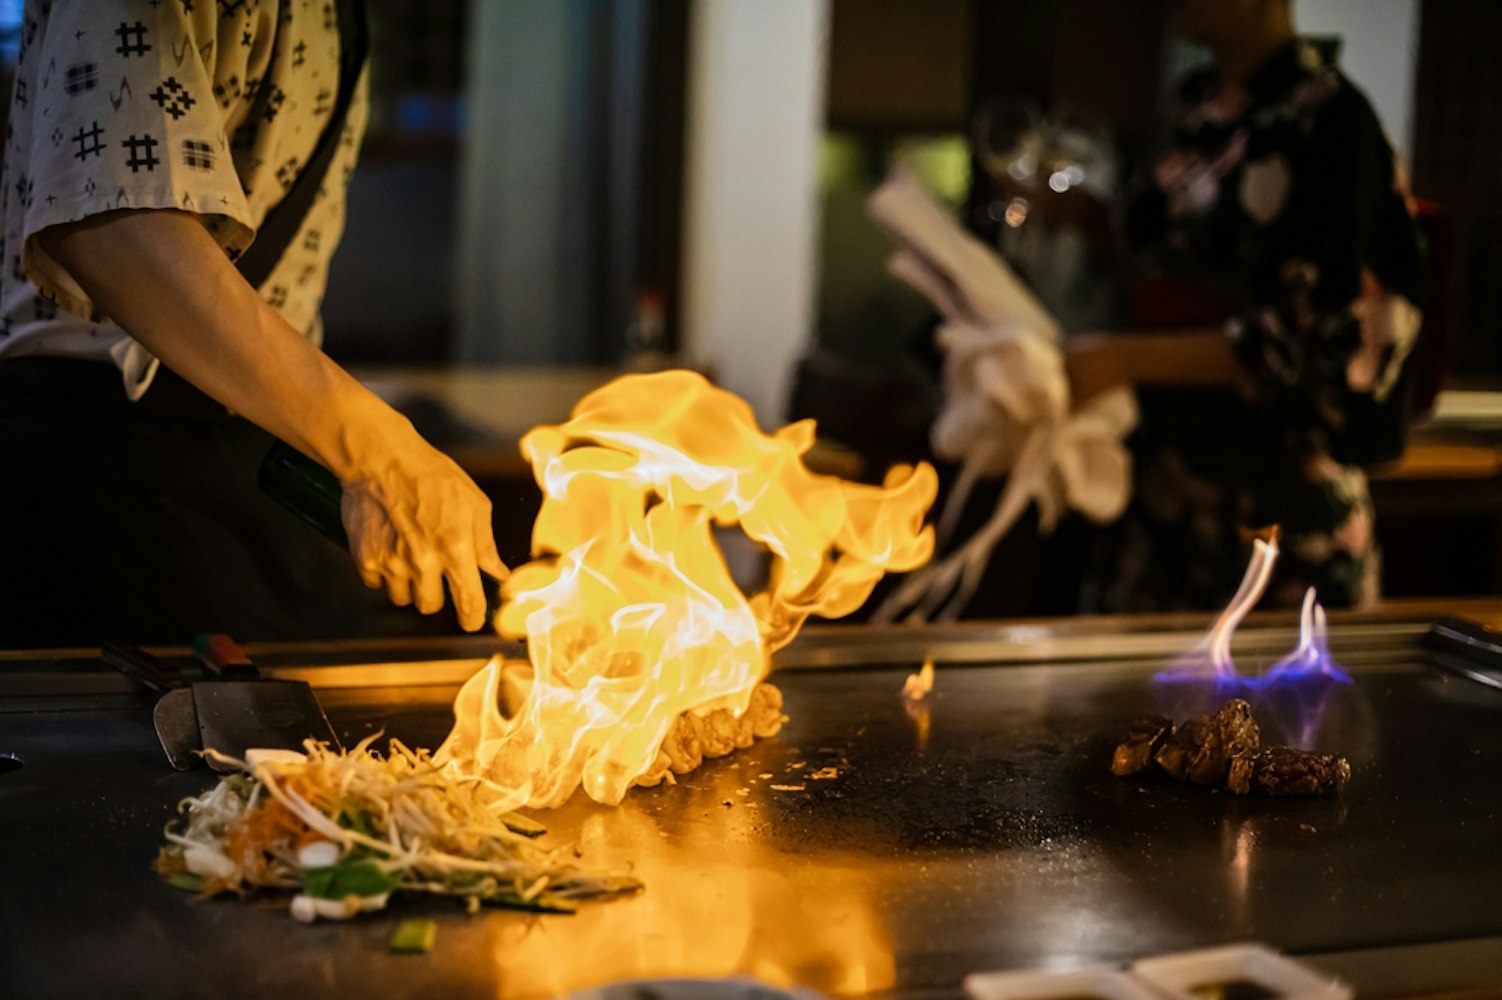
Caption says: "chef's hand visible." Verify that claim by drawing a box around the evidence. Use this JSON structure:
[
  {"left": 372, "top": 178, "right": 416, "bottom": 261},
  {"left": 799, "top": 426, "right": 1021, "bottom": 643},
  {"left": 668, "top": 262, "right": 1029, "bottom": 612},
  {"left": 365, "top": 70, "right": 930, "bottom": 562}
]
[{"left": 338, "top": 423, "right": 509, "bottom": 632}]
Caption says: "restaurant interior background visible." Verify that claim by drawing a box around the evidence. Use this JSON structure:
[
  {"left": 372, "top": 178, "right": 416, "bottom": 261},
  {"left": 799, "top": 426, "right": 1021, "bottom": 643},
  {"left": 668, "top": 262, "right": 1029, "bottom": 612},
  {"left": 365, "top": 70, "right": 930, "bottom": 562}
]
[{"left": 2, "top": 0, "right": 1498, "bottom": 623}]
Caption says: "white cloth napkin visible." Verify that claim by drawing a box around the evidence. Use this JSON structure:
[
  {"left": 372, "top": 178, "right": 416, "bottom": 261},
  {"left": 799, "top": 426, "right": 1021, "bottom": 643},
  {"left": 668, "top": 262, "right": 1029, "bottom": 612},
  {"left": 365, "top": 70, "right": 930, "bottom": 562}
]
[
  {"left": 108, "top": 337, "right": 161, "bottom": 402},
  {"left": 867, "top": 166, "right": 1061, "bottom": 338},
  {"left": 866, "top": 166, "right": 1137, "bottom": 623}
]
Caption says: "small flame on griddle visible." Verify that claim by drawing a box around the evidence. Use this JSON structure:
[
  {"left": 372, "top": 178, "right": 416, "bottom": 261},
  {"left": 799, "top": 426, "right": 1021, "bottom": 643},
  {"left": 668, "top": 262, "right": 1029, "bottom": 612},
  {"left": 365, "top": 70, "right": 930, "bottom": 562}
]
[
  {"left": 901, "top": 657, "right": 936, "bottom": 749},
  {"left": 1263, "top": 587, "right": 1352, "bottom": 685},
  {"left": 1157, "top": 526, "right": 1350, "bottom": 689},
  {"left": 901, "top": 658, "right": 935, "bottom": 702}
]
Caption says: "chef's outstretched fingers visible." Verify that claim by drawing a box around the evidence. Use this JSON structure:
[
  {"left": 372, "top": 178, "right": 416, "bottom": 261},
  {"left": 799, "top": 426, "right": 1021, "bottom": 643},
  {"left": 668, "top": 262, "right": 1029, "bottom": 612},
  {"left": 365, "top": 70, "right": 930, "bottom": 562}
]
[
  {"left": 440, "top": 537, "right": 486, "bottom": 632},
  {"left": 411, "top": 551, "right": 446, "bottom": 616},
  {"left": 384, "top": 564, "right": 414, "bottom": 608},
  {"left": 474, "top": 506, "right": 509, "bottom": 580}
]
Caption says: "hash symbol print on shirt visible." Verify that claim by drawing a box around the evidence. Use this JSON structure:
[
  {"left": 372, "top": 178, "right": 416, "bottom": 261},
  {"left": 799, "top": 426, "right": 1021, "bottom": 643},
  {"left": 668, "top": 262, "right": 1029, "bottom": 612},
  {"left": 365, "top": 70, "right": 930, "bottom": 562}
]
[
  {"left": 115, "top": 21, "right": 151, "bottom": 58},
  {"left": 121, "top": 133, "right": 160, "bottom": 172},
  {"left": 262, "top": 86, "right": 286, "bottom": 122},
  {"left": 149, "top": 77, "right": 196, "bottom": 120},
  {"left": 276, "top": 156, "right": 300, "bottom": 191},
  {"left": 213, "top": 75, "right": 240, "bottom": 109},
  {"left": 72, "top": 122, "right": 105, "bottom": 161},
  {"left": 181, "top": 139, "right": 215, "bottom": 170},
  {"left": 65, "top": 63, "right": 98, "bottom": 95}
]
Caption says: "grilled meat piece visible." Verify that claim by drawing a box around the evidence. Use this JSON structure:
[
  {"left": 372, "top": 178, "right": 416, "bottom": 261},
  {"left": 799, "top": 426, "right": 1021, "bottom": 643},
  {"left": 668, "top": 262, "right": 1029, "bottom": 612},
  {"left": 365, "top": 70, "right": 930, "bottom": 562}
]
[
  {"left": 1145, "top": 699, "right": 1262, "bottom": 785},
  {"left": 1184, "top": 698, "right": 1262, "bottom": 786},
  {"left": 1111, "top": 714, "right": 1174, "bottom": 776},
  {"left": 635, "top": 682, "right": 788, "bottom": 788},
  {"left": 1154, "top": 714, "right": 1212, "bottom": 781},
  {"left": 747, "top": 683, "right": 786, "bottom": 739},
  {"left": 1227, "top": 747, "right": 1351, "bottom": 796}
]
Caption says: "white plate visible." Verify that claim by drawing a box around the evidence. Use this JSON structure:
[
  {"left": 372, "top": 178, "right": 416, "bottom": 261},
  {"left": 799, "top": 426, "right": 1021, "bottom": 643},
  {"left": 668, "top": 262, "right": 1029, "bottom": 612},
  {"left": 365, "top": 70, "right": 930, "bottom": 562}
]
[
  {"left": 568, "top": 978, "right": 825, "bottom": 1000},
  {"left": 964, "top": 965, "right": 1163, "bottom": 1000},
  {"left": 1130, "top": 942, "right": 1352, "bottom": 1000}
]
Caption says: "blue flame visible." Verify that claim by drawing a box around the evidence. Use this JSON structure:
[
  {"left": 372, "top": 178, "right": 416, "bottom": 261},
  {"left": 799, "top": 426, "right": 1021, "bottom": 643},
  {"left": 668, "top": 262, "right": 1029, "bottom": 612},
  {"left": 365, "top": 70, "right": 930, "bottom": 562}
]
[{"left": 1155, "top": 587, "right": 1352, "bottom": 689}]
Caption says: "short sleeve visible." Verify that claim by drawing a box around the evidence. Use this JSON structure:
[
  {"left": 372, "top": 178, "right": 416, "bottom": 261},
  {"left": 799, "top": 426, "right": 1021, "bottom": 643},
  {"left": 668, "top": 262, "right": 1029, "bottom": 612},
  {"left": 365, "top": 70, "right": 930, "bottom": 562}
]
[{"left": 13, "top": 1, "right": 258, "bottom": 318}]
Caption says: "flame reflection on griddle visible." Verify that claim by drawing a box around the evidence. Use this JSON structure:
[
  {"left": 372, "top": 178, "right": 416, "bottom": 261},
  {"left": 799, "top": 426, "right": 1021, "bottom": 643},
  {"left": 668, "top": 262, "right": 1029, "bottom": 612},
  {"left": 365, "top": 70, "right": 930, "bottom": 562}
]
[{"left": 478, "top": 796, "right": 897, "bottom": 997}]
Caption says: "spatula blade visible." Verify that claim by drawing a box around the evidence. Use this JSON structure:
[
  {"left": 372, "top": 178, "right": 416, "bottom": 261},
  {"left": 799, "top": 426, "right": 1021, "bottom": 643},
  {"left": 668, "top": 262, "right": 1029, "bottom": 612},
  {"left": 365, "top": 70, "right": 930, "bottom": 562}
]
[
  {"left": 153, "top": 687, "right": 201, "bottom": 771},
  {"left": 192, "top": 679, "right": 341, "bottom": 771}
]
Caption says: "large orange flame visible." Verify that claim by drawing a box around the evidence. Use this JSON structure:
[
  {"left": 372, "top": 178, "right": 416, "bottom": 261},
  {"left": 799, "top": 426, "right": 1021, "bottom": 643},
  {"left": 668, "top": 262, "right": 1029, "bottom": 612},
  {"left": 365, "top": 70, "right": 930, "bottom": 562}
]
[{"left": 437, "top": 371, "right": 937, "bottom": 807}]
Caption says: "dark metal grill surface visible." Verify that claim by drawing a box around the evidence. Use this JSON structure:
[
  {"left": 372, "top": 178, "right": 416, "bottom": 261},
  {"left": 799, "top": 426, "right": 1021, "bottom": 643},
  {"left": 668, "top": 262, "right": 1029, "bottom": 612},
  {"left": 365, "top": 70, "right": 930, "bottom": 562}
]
[{"left": 2, "top": 616, "right": 1501, "bottom": 999}]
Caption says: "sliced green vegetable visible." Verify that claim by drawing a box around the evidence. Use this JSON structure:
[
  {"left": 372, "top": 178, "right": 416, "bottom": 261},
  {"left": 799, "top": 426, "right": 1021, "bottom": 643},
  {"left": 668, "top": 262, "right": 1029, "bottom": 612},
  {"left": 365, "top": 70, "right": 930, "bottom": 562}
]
[
  {"left": 301, "top": 859, "right": 400, "bottom": 899},
  {"left": 335, "top": 807, "right": 379, "bottom": 839},
  {"left": 388, "top": 918, "right": 438, "bottom": 953},
  {"left": 167, "top": 873, "right": 206, "bottom": 893},
  {"left": 597, "top": 875, "right": 646, "bottom": 897},
  {"left": 222, "top": 774, "right": 256, "bottom": 801},
  {"left": 480, "top": 890, "right": 578, "bottom": 914},
  {"left": 501, "top": 812, "right": 547, "bottom": 838}
]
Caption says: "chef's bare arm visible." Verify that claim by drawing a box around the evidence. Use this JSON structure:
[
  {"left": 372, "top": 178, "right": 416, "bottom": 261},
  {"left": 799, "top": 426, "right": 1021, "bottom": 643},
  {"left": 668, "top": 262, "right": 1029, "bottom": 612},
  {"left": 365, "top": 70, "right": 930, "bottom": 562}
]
[
  {"left": 1064, "top": 328, "right": 1239, "bottom": 404},
  {"left": 35, "top": 207, "right": 508, "bottom": 631}
]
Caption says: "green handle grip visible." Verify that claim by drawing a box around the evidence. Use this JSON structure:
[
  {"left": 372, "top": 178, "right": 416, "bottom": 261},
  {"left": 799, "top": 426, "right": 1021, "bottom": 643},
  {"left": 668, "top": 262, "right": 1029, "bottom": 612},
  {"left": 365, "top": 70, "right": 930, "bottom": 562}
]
[
  {"left": 258, "top": 440, "right": 351, "bottom": 548},
  {"left": 258, "top": 441, "right": 504, "bottom": 617}
]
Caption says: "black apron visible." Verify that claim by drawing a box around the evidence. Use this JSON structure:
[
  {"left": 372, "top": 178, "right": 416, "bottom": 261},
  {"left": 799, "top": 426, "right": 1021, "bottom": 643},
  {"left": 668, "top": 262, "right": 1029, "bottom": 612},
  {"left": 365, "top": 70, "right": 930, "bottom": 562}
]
[{"left": 0, "top": 358, "right": 376, "bottom": 646}]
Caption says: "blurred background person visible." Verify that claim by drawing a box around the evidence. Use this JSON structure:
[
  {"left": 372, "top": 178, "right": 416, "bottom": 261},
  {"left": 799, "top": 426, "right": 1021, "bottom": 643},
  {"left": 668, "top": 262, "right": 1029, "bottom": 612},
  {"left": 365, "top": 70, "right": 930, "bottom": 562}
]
[{"left": 1061, "top": 0, "right": 1424, "bottom": 611}]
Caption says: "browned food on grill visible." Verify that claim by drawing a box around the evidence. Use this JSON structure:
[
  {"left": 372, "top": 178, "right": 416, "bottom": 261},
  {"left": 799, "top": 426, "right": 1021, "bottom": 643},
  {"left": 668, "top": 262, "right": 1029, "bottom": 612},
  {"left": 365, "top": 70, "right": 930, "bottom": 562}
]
[
  {"left": 1110, "top": 714, "right": 1174, "bottom": 776},
  {"left": 1154, "top": 713, "right": 1211, "bottom": 781},
  {"left": 1111, "top": 698, "right": 1352, "bottom": 796},
  {"left": 1183, "top": 698, "right": 1261, "bottom": 786},
  {"left": 635, "top": 682, "right": 787, "bottom": 788},
  {"left": 1227, "top": 747, "right": 1351, "bottom": 796}
]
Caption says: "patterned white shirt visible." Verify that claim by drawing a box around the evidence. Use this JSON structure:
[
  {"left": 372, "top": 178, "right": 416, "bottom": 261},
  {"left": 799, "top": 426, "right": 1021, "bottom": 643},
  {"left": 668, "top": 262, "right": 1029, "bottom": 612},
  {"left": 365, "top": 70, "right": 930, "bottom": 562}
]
[{"left": 0, "top": 0, "right": 368, "bottom": 399}]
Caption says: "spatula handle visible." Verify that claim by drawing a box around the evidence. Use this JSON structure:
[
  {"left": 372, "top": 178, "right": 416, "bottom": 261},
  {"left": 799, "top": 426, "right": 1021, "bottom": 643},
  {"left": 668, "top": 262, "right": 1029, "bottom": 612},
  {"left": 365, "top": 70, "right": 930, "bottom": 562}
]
[
  {"left": 258, "top": 440, "right": 350, "bottom": 548},
  {"left": 102, "top": 642, "right": 188, "bottom": 693}
]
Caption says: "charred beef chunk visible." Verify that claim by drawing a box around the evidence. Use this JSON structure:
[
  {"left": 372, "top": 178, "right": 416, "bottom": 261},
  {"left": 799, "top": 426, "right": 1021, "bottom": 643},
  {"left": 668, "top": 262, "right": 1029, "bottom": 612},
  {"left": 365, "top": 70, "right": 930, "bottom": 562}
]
[
  {"left": 1227, "top": 747, "right": 1351, "bottom": 796},
  {"left": 1114, "top": 699, "right": 1343, "bottom": 795},
  {"left": 1154, "top": 714, "right": 1212, "bottom": 781},
  {"left": 1214, "top": 699, "right": 1261, "bottom": 756},
  {"left": 1111, "top": 714, "right": 1174, "bottom": 776},
  {"left": 1184, "top": 698, "right": 1262, "bottom": 786}
]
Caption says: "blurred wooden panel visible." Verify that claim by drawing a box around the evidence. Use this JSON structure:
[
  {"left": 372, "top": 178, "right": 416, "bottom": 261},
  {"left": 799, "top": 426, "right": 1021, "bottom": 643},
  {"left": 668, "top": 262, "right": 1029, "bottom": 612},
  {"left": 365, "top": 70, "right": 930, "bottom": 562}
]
[{"left": 826, "top": 0, "right": 972, "bottom": 130}]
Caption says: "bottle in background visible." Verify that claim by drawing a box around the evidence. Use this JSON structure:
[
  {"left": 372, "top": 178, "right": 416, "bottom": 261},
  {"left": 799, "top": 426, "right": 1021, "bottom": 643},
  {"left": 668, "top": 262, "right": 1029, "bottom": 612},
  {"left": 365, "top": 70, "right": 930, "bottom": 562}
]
[{"left": 623, "top": 288, "right": 673, "bottom": 372}]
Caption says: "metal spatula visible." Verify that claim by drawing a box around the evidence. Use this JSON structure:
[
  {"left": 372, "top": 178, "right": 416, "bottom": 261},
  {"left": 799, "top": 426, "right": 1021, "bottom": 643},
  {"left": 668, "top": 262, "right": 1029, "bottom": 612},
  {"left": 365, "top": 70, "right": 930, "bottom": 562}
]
[{"left": 103, "top": 640, "right": 341, "bottom": 771}]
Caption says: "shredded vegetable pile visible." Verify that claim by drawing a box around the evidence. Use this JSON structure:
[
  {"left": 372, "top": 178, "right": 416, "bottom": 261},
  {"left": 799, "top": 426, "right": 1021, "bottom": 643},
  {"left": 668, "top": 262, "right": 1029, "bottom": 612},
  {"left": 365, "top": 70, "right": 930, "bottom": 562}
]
[{"left": 156, "top": 736, "right": 642, "bottom": 922}]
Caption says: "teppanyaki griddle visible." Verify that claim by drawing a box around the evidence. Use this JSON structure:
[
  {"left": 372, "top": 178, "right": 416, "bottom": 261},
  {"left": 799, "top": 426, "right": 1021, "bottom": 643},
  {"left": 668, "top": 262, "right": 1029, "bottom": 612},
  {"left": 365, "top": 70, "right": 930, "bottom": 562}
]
[{"left": 2, "top": 612, "right": 1501, "bottom": 1000}]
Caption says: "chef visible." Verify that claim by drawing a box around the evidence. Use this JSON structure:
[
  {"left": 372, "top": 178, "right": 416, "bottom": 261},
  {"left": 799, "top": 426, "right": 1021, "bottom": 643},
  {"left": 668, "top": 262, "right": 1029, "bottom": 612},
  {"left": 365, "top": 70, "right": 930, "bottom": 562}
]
[{"left": 0, "top": 1, "right": 507, "bottom": 647}]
